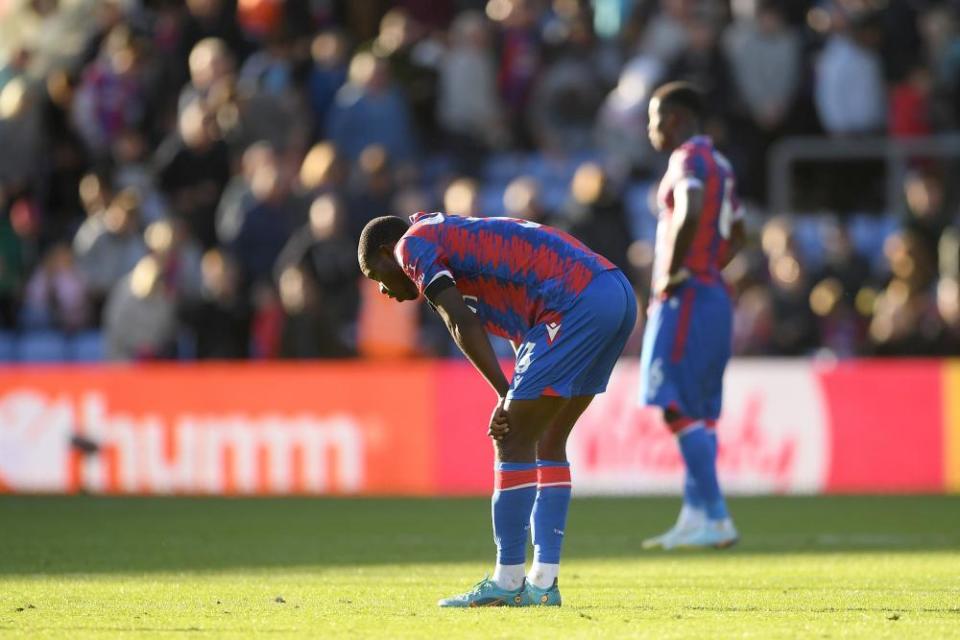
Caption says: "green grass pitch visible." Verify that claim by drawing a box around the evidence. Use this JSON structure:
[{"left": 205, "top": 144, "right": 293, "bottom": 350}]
[{"left": 1, "top": 495, "right": 958, "bottom": 639}]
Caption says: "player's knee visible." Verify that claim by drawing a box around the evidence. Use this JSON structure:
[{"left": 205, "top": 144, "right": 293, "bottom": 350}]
[{"left": 496, "top": 432, "right": 537, "bottom": 462}]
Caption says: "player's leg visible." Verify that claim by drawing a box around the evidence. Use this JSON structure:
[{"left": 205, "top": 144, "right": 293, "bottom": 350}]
[
  {"left": 438, "top": 395, "right": 567, "bottom": 607},
  {"left": 522, "top": 395, "right": 593, "bottom": 604},
  {"left": 669, "top": 285, "right": 737, "bottom": 548},
  {"left": 639, "top": 289, "right": 704, "bottom": 548}
]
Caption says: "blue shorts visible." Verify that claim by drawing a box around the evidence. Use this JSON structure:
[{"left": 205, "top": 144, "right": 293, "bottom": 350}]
[
  {"left": 639, "top": 280, "right": 732, "bottom": 420},
  {"left": 508, "top": 269, "right": 637, "bottom": 400}
]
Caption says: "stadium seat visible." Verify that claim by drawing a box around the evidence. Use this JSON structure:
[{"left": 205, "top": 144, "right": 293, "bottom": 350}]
[
  {"left": 848, "top": 214, "right": 899, "bottom": 270},
  {"left": 479, "top": 185, "right": 508, "bottom": 217},
  {"left": 0, "top": 331, "right": 15, "bottom": 363},
  {"left": 791, "top": 217, "right": 826, "bottom": 270},
  {"left": 625, "top": 182, "right": 657, "bottom": 242},
  {"left": 68, "top": 331, "right": 105, "bottom": 362},
  {"left": 484, "top": 153, "right": 525, "bottom": 184},
  {"left": 16, "top": 331, "right": 68, "bottom": 363}
]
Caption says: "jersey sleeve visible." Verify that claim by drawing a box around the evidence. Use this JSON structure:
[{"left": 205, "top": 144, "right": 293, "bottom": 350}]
[
  {"left": 394, "top": 232, "right": 454, "bottom": 299},
  {"left": 675, "top": 146, "right": 708, "bottom": 191}
]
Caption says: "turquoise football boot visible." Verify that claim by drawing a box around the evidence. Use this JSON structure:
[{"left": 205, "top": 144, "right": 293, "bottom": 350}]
[
  {"left": 437, "top": 576, "right": 525, "bottom": 608},
  {"left": 518, "top": 579, "right": 562, "bottom": 607}
]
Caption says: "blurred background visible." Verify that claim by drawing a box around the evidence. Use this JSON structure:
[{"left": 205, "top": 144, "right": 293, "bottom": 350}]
[
  {"left": 0, "top": 0, "right": 958, "bottom": 498},
  {"left": 2, "top": 0, "right": 960, "bottom": 362}
]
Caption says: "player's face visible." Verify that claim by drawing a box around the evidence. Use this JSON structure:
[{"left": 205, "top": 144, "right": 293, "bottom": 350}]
[
  {"left": 364, "top": 248, "right": 419, "bottom": 302},
  {"left": 648, "top": 98, "right": 670, "bottom": 152}
]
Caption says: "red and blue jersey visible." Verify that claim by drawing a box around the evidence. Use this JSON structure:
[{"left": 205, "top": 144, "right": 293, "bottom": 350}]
[
  {"left": 654, "top": 135, "right": 742, "bottom": 287},
  {"left": 395, "top": 212, "right": 616, "bottom": 342}
]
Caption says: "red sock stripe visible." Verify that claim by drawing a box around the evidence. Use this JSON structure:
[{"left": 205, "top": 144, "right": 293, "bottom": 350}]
[
  {"left": 537, "top": 465, "right": 571, "bottom": 487},
  {"left": 671, "top": 287, "right": 696, "bottom": 363},
  {"left": 495, "top": 468, "right": 539, "bottom": 491},
  {"left": 705, "top": 419, "right": 717, "bottom": 429},
  {"left": 667, "top": 416, "right": 697, "bottom": 434}
]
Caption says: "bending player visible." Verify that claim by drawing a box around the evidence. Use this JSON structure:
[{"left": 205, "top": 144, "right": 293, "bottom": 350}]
[
  {"left": 358, "top": 212, "right": 636, "bottom": 606},
  {"left": 640, "top": 82, "right": 746, "bottom": 550}
]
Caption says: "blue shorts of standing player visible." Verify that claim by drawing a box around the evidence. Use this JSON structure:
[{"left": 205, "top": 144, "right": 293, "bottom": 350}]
[
  {"left": 640, "top": 280, "right": 731, "bottom": 424},
  {"left": 510, "top": 270, "right": 637, "bottom": 402}
]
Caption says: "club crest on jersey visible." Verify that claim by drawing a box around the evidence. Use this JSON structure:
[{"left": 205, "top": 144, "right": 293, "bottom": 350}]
[{"left": 545, "top": 322, "right": 561, "bottom": 344}]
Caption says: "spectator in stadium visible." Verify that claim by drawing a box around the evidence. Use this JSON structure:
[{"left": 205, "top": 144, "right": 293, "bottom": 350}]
[
  {"left": 215, "top": 140, "right": 275, "bottom": 246},
  {"left": 815, "top": 10, "right": 887, "bottom": 136},
  {"left": 144, "top": 218, "right": 204, "bottom": 301},
  {"left": 0, "top": 71, "right": 44, "bottom": 188},
  {"left": 503, "top": 176, "right": 550, "bottom": 224},
  {"left": 277, "top": 263, "right": 354, "bottom": 358},
  {"left": 103, "top": 255, "right": 178, "bottom": 360},
  {"left": 868, "top": 230, "right": 940, "bottom": 355},
  {"left": 179, "top": 37, "right": 236, "bottom": 116},
  {"left": 723, "top": 0, "right": 801, "bottom": 198},
  {"left": 73, "top": 188, "right": 147, "bottom": 316},
  {"left": 155, "top": 101, "right": 231, "bottom": 248},
  {"left": 0, "top": 204, "right": 25, "bottom": 328},
  {"left": 274, "top": 193, "right": 360, "bottom": 335},
  {"left": 178, "top": 248, "right": 251, "bottom": 359},
  {"left": 345, "top": 144, "right": 397, "bottom": 241},
  {"left": 224, "top": 149, "right": 295, "bottom": 288},
  {"left": 638, "top": 0, "right": 694, "bottom": 67},
  {"left": 110, "top": 128, "right": 168, "bottom": 225},
  {"left": 308, "top": 30, "right": 350, "bottom": 140},
  {"left": 594, "top": 56, "right": 664, "bottom": 173},
  {"left": 527, "top": 16, "right": 605, "bottom": 153},
  {"left": 21, "top": 241, "right": 90, "bottom": 332},
  {"left": 761, "top": 217, "right": 820, "bottom": 355},
  {"left": 902, "top": 168, "right": 950, "bottom": 263},
  {"left": 559, "top": 162, "right": 633, "bottom": 279},
  {"left": 72, "top": 26, "right": 148, "bottom": 158},
  {"left": 437, "top": 10, "right": 507, "bottom": 168},
  {"left": 442, "top": 178, "right": 482, "bottom": 218},
  {"left": 326, "top": 51, "right": 418, "bottom": 165},
  {"left": 371, "top": 7, "right": 440, "bottom": 143},
  {"left": 236, "top": 28, "right": 309, "bottom": 153},
  {"left": 490, "top": 0, "right": 541, "bottom": 147}
]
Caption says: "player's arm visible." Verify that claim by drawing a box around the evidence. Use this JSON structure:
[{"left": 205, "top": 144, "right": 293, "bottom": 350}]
[
  {"left": 429, "top": 284, "right": 511, "bottom": 399},
  {"left": 661, "top": 181, "right": 704, "bottom": 292}
]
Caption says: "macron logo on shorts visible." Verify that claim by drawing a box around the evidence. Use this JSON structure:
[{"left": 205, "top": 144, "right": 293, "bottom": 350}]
[{"left": 546, "top": 322, "right": 561, "bottom": 344}]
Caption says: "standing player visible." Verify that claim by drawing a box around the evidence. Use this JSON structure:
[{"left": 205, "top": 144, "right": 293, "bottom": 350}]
[
  {"left": 640, "top": 82, "right": 746, "bottom": 549},
  {"left": 358, "top": 212, "right": 636, "bottom": 606}
]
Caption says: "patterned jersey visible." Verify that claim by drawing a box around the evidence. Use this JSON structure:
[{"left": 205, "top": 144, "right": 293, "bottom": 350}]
[
  {"left": 654, "top": 135, "right": 742, "bottom": 287},
  {"left": 395, "top": 212, "right": 616, "bottom": 342}
]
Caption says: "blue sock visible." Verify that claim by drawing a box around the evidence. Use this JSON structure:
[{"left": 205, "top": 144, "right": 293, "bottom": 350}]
[
  {"left": 530, "top": 460, "right": 572, "bottom": 564},
  {"left": 683, "top": 472, "right": 703, "bottom": 511},
  {"left": 677, "top": 423, "right": 728, "bottom": 520},
  {"left": 492, "top": 462, "right": 538, "bottom": 565},
  {"left": 684, "top": 427, "right": 717, "bottom": 510}
]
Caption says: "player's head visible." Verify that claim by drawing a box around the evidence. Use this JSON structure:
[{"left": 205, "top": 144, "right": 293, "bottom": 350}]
[
  {"left": 648, "top": 81, "right": 704, "bottom": 152},
  {"left": 357, "top": 215, "right": 419, "bottom": 301}
]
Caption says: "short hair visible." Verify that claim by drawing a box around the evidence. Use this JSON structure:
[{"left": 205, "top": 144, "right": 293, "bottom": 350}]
[
  {"left": 357, "top": 216, "right": 409, "bottom": 273},
  {"left": 652, "top": 81, "right": 704, "bottom": 122}
]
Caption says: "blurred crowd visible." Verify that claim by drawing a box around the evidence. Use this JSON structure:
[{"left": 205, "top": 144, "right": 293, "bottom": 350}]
[{"left": 1, "top": 0, "right": 959, "bottom": 361}]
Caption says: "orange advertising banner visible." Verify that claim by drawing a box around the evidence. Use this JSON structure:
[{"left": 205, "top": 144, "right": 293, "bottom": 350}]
[{"left": 0, "top": 364, "right": 435, "bottom": 495}]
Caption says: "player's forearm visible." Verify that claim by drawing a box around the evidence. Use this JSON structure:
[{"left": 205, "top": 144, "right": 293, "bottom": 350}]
[
  {"left": 449, "top": 318, "right": 511, "bottom": 398},
  {"left": 667, "top": 186, "right": 704, "bottom": 277}
]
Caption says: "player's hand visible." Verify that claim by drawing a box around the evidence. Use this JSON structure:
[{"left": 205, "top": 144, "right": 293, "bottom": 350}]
[
  {"left": 488, "top": 398, "right": 510, "bottom": 441},
  {"left": 656, "top": 268, "right": 691, "bottom": 298}
]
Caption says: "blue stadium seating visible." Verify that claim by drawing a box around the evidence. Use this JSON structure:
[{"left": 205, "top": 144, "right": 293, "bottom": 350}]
[
  {"left": 0, "top": 331, "right": 15, "bottom": 363},
  {"left": 68, "top": 331, "right": 105, "bottom": 362},
  {"left": 16, "top": 331, "right": 68, "bottom": 363}
]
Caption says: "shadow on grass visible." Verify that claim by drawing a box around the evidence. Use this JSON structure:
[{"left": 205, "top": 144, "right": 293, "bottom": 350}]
[{"left": 0, "top": 496, "right": 957, "bottom": 575}]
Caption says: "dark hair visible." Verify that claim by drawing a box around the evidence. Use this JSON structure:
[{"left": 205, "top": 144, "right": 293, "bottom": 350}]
[
  {"left": 357, "top": 215, "right": 409, "bottom": 272},
  {"left": 652, "top": 81, "right": 704, "bottom": 122}
]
